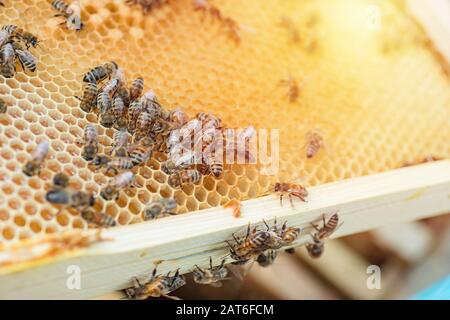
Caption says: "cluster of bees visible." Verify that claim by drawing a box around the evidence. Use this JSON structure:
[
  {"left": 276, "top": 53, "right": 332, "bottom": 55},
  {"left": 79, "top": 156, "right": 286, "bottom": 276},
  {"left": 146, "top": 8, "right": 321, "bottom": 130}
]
[
  {"left": 0, "top": 24, "right": 39, "bottom": 78},
  {"left": 19, "top": 58, "right": 255, "bottom": 227}
]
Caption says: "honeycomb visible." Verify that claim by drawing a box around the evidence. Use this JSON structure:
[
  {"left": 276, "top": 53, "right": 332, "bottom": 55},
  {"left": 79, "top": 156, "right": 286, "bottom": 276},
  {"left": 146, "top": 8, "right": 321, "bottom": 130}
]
[{"left": 0, "top": 0, "right": 449, "bottom": 245}]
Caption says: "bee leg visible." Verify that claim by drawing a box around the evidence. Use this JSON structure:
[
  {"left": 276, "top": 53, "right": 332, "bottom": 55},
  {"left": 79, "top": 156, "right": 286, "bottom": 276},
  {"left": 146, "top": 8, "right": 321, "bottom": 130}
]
[
  {"left": 310, "top": 222, "right": 320, "bottom": 232},
  {"left": 194, "top": 264, "right": 204, "bottom": 273},
  {"left": 219, "top": 258, "right": 226, "bottom": 269},
  {"left": 232, "top": 233, "right": 240, "bottom": 244},
  {"left": 262, "top": 219, "right": 270, "bottom": 231},
  {"left": 74, "top": 95, "right": 82, "bottom": 101},
  {"left": 150, "top": 267, "right": 157, "bottom": 282},
  {"left": 289, "top": 194, "right": 294, "bottom": 208},
  {"left": 209, "top": 256, "right": 213, "bottom": 270}
]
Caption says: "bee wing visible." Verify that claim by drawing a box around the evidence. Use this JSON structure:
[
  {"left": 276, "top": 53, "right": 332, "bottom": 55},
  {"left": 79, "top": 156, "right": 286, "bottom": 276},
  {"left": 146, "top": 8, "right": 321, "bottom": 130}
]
[{"left": 226, "top": 264, "right": 244, "bottom": 281}]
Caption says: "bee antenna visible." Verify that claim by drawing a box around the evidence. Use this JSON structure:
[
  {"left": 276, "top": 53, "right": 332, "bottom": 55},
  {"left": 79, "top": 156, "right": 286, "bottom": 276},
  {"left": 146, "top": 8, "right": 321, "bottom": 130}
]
[
  {"left": 262, "top": 219, "right": 270, "bottom": 231},
  {"left": 194, "top": 264, "right": 203, "bottom": 272}
]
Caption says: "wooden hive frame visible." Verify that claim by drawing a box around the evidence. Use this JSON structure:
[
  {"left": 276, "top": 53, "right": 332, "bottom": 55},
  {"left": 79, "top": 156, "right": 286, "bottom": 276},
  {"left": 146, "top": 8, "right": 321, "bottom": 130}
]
[{"left": 0, "top": 0, "right": 449, "bottom": 299}]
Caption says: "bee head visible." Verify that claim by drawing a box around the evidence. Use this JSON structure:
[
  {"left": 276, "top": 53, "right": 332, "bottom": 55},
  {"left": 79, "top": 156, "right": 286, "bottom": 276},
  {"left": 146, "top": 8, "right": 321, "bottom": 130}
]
[
  {"left": 165, "top": 198, "right": 177, "bottom": 211},
  {"left": 273, "top": 182, "right": 281, "bottom": 192},
  {"left": 82, "top": 146, "right": 98, "bottom": 161},
  {"left": 53, "top": 172, "right": 69, "bottom": 188},
  {"left": 88, "top": 194, "right": 96, "bottom": 207},
  {"left": 81, "top": 208, "right": 94, "bottom": 220},
  {"left": 22, "top": 162, "right": 35, "bottom": 176},
  {"left": 143, "top": 204, "right": 159, "bottom": 220}
]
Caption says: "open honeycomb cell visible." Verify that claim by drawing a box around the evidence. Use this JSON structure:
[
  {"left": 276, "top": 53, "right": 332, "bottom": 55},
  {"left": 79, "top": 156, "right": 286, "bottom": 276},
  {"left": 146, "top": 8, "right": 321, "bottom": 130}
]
[{"left": 0, "top": 0, "right": 449, "bottom": 244}]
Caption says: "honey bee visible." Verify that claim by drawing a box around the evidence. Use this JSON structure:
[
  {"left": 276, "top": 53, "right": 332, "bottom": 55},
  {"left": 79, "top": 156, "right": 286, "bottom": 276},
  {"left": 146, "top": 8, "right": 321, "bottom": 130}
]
[
  {"left": 81, "top": 124, "right": 98, "bottom": 161},
  {"left": 75, "top": 82, "right": 97, "bottom": 113},
  {"left": 81, "top": 208, "right": 116, "bottom": 228},
  {"left": 279, "top": 223, "right": 301, "bottom": 246},
  {"left": 51, "top": 0, "right": 84, "bottom": 31},
  {"left": 143, "top": 197, "right": 177, "bottom": 220},
  {"left": 0, "top": 97, "right": 7, "bottom": 113},
  {"left": 226, "top": 225, "right": 272, "bottom": 264},
  {"left": 168, "top": 169, "right": 202, "bottom": 188},
  {"left": 306, "top": 212, "right": 341, "bottom": 258},
  {"left": 83, "top": 61, "right": 118, "bottom": 83},
  {"left": 100, "top": 171, "right": 134, "bottom": 201},
  {"left": 110, "top": 129, "right": 129, "bottom": 157},
  {"left": 161, "top": 152, "right": 194, "bottom": 175},
  {"left": 304, "top": 129, "right": 324, "bottom": 159},
  {"left": 256, "top": 250, "right": 277, "bottom": 268},
  {"left": 116, "top": 86, "right": 130, "bottom": 107},
  {"left": 193, "top": 0, "right": 240, "bottom": 43},
  {"left": 169, "top": 108, "right": 188, "bottom": 129},
  {"left": 193, "top": 257, "right": 229, "bottom": 287},
  {"left": 272, "top": 182, "right": 308, "bottom": 207},
  {"left": 97, "top": 90, "right": 112, "bottom": 113},
  {"left": 124, "top": 268, "right": 186, "bottom": 300},
  {"left": 129, "top": 77, "right": 144, "bottom": 101},
  {"left": 99, "top": 109, "right": 115, "bottom": 128},
  {"left": 142, "top": 90, "right": 162, "bottom": 113},
  {"left": 279, "top": 16, "right": 300, "bottom": 43},
  {"left": 196, "top": 112, "right": 222, "bottom": 129},
  {"left": 134, "top": 111, "right": 155, "bottom": 140},
  {"left": 129, "top": 142, "right": 153, "bottom": 166},
  {"left": 112, "top": 95, "right": 128, "bottom": 129},
  {"left": 17, "top": 49, "right": 37, "bottom": 73},
  {"left": 0, "top": 42, "right": 16, "bottom": 78},
  {"left": 205, "top": 152, "right": 224, "bottom": 178},
  {"left": 103, "top": 77, "right": 120, "bottom": 96},
  {"left": 45, "top": 188, "right": 96, "bottom": 215},
  {"left": 95, "top": 143, "right": 151, "bottom": 174},
  {"left": 92, "top": 155, "right": 134, "bottom": 174},
  {"left": 0, "top": 24, "right": 18, "bottom": 47},
  {"left": 52, "top": 172, "right": 70, "bottom": 189},
  {"left": 98, "top": 92, "right": 114, "bottom": 128},
  {"left": 22, "top": 141, "right": 50, "bottom": 176},
  {"left": 127, "top": 98, "right": 144, "bottom": 133},
  {"left": 125, "top": 0, "right": 168, "bottom": 14},
  {"left": 279, "top": 74, "right": 299, "bottom": 103}
]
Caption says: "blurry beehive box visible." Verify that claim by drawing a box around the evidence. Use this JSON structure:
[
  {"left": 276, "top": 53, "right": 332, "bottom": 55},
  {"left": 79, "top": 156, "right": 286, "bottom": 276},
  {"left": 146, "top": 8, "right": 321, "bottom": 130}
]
[{"left": 0, "top": 0, "right": 449, "bottom": 245}]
